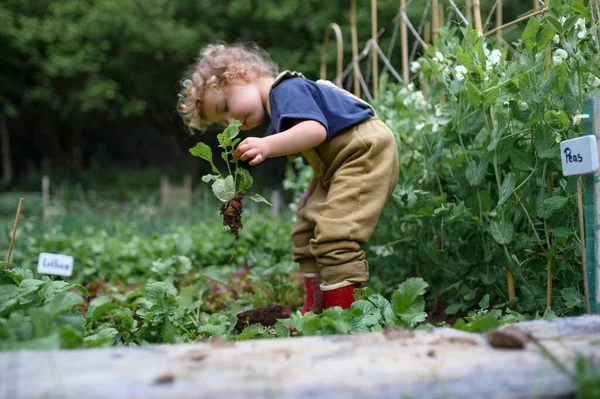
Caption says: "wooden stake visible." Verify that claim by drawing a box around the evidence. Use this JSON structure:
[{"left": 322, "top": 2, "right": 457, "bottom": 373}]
[
  {"left": 466, "top": 0, "right": 473, "bottom": 23},
  {"left": 439, "top": 3, "right": 444, "bottom": 29},
  {"left": 320, "top": 23, "right": 344, "bottom": 86},
  {"left": 432, "top": 0, "right": 439, "bottom": 39},
  {"left": 496, "top": 0, "right": 503, "bottom": 47},
  {"left": 351, "top": 0, "right": 360, "bottom": 97},
  {"left": 371, "top": 0, "right": 379, "bottom": 99},
  {"left": 578, "top": 175, "right": 590, "bottom": 313},
  {"left": 484, "top": 8, "right": 546, "bottom": 37},
  {"left": 6, "top": 198, "right": 23, "bottom": 266},
  {"left": 401, "top": 0, "right": 409, "bottom": 83},
  {"left": 534, "top": 0, "right": 540, "bottom": 11},
  {"left": 547, "top": 172, "right": 554, "bottom": 309},
  {"left": 473, "top": 0, "right": 483, "bottom": 35},
  {"left": 544, "top": 1, "right": 552, "bottom": 76},
  {"left": 506, "top": 267, "right": 516, "bottom": 301}
]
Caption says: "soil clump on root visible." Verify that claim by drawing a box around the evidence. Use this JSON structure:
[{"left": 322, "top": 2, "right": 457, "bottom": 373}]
[{"left": 220, "top": 195, "right": 244, "bottom": 239}]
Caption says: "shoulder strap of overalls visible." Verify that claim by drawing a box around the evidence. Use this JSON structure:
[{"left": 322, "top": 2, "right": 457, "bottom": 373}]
[{"left": 271, "top": 70, "right": 328, "bottom": 178}]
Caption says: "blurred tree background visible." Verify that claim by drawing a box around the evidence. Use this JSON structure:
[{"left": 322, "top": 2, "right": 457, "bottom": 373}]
[{"left": 0, "top": 0, "right": 532, "bottom": 193}]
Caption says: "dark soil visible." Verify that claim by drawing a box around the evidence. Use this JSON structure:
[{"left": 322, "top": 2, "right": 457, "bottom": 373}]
[
  {"left": 234, "top": 304, "right": 292, "bottom": 332},
  {"left": 220, "top": 195, "right": 244, "bottom": 239}
]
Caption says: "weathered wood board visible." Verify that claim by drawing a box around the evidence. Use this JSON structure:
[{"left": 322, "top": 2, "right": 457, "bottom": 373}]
[{"left": 1, "top": 316, "right": 600, "bottom": 399}]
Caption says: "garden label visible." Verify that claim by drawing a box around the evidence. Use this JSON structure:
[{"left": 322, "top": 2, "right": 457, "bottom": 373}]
[
  {"left": 559, "top": 136, "right": 599, "bottom": 176},
  {"left": 37, "top": 252, "right": 74, "bottom": 276}
]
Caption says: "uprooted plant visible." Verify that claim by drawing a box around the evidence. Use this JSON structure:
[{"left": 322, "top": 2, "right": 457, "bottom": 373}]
[{"left": 189, "top": 120, "right": 273, "bottom": 240}]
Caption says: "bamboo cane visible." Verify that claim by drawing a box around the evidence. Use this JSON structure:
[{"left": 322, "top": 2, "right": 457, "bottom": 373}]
[
  {"left": 484, "top": 8, "right": 546, "bottom": 37},
  {"left": 466, "top": 0, "right": 473, "bottom": 23},
  {"left": 6, "top": 198, "right": 23, "bottom": 267},
  {"left": 371, "top": 0, "right": 379, "bottom": 99},
  {"left": 473, "top": 0, "right": 483, "bottom": 35},
  {"left": 544, "top": 1, "right": 552, "bottom": 76},
  {"left": 320, "top": 23, "right": 344, "bottom": 86},
  {"left": 432, "top": 0, "right": 439, "bottom": 39},
  {"left": 439, "top": 3, "right": 444, "bottom": 29},
  {"left": 506, "top": 267, "right": 516, "bottom": 301},
  {"left": 351, "top": 0, "right": 360, "bottom": 97},
  {"left": 578, "top": 176, "right": 590, "bottom": 313},
  {"left": 401, "top": 0, "right": 409, "bottom": 83},
  {"left": 496, "top": 0, "right": 503, "bottom": 47},
  {"left": 547, "top": 172, "right": 554, "bottom": 309},
  {"left": 534, "top": 0, "right": 540, "bottom": 11}
]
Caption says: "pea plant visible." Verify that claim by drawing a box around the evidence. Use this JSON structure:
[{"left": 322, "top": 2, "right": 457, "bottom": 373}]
[
  {"left": 189, "top": 120, "right": 273, "bottom": 240},
  {"left": 369, "top": 0, "right": 599, "bottom": 316}
]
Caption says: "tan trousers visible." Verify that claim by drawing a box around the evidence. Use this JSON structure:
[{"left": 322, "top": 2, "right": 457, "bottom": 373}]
[{"left": 291, "top": 116, "right": 399, "bottom": 288}]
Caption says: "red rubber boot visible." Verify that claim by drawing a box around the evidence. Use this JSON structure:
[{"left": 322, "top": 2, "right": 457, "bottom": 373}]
[
  {"left": 322, "top": 283, "right": 361, "bottom": 309},
  {"left": 301, "top": 274, "right": 324, "bottom": 315}
]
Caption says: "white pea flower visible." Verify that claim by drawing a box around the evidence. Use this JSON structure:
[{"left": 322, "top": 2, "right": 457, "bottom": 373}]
[
  {"left": 486, "top": 60, "right": 493, "bottom": 71},
  {"left": 415, "top": 123, "right": 425, "bottom": 131},
  {"left": 407, "top": 83, "right": 415, "bottom": 91},
  {"left": 553, "top": 34, "right": 560, "bottom": 44},
  {"left": 588, "top": 76, "right": 600, "bottom": 87},
  {"left": 489, "top": 49, "right": 502, "bottom": 65},
  {"left": 560, "top": 16, "right": 568, "bottom": 25},
  {"left": 435, "top": 51, "right": 445, "bottom": 63},
  {"left": 553, "top": 48, "right": 568, "bottom": 64},
  {"left": 576, "top": 18, "right": 588, "bottom": 39},
  {"left": 432, "top": 123, "right": 440, "bottom": 133},
  {"left": 454, "top": 65, "right": 468, "bottom": 81},
  {"left": 410, "top": 61, "right": 421, "bottom": 73},
  {"left": 573, "top": 114, "right": 590, "bottom": 125},
  {"left": 519, "top": 101, "right": 529, "bottom": 111}
]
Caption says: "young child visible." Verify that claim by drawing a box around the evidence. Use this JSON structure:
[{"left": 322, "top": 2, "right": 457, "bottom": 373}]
[{"left": 178, "top": 43, "right": 398, "bottom": 314}]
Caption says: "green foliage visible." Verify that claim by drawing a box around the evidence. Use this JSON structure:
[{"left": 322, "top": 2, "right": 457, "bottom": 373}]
[
  {"left": 364, "top": 0, "right": 598, "bottom": 318},
  {"left": 275, "top": 277, "right": 430, "bottom": 337},
  {"left": 0, "top": 267, "right": 88, "bottom": 350},
  {"left": 189, "top": 120, "right": 272, "bottom": 206}
]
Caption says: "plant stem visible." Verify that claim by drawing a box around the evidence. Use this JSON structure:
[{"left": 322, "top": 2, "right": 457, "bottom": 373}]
[{"left": 6, "top": 197, "right": 23, "bottom": 266}]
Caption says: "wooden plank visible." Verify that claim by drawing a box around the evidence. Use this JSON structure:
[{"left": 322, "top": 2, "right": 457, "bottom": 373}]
[{"left": 1, "top": 316, "right": 600, "bottom": 398}]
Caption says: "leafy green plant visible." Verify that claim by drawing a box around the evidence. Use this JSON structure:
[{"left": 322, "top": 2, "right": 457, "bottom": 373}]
[
  {"left": 368, "top": 0, "right": 598, "bottom": 317},
  {"left": 189, "top": 120, "right": 272, "bottom": 240},
  {"left": 275, "top": 277, "right": 429, "bottom": 337}
]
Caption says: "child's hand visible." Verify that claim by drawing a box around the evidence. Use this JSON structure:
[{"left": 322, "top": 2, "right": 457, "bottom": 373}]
[{"left": 234, "top": 137, "right": 270, "bottom": 165}]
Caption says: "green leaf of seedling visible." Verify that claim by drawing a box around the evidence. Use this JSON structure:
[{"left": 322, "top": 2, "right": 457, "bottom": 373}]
[
  {"left": 236, "top": 168, "right": 253, "bottom": 193},
  {"left": 544, "top": 196, "right": 569, "bottom": 212},
  {"left": 190, "top": 142, "right": 220, "bottom": 174},
  {"left": 246, "top": 194, "right": 274, "bottom": 207},
  {"left": 550, "top": 227, "right": 573, "bottom": 237},
  {"left": 466, "top": 81, "right": 482, "bottom": 108},
  {"left": 217, "top": 120, "right": 242, "bottom": 147},
  {"left": 391, "top": 277, "right": 429, "bottom": 327},
  {"left": 479, "top": 294, "right": 490, "bottom": 310},
  {"left": 482, "top": 85, "right": 500, "bottom": 109},
  {"left": 202, "top": 174, "right": 221, "bottom": 183},
  {"left": 537, "top": 25, "right": 555, "bottom": 51},
  {"left": 445, "top": 303, "right": 462, "bottom": 315},
  {"left": 497, "top": 172, "right": 516, "bottom": 208},
  {"left": 212, "top": 176, "right": 236, "bottom": 202},
  {"left": 522, "top": 17, "right": 540, "bottom": 53},
  {"left": 489, "top": 220, "right": 514, "bottom": 244},
  {"left": 465, "top": 159, "right": 487, "bottom": 186},
  {"left": 561, "top": 287, "right": 584, "bottom": 309}
]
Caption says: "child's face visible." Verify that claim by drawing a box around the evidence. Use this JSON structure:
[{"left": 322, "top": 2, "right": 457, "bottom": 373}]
[{"left": 202, "top": 80, "right": 266, "bottom": 130}]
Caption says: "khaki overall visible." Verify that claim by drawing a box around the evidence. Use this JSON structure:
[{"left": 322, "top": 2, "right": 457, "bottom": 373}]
[{"left": 271, "top": 71, "right": 399, "bottom": 290}]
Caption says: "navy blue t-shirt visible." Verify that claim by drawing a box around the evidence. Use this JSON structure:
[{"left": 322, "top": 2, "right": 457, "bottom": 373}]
[{"left": 265, "top": 77, "right": 374, "bottom": 140}]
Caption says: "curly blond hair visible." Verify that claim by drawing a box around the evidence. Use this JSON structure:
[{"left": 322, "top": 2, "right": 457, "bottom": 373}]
[{"left": 178, "top": 43, "right": 278, "bottom": 132}]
